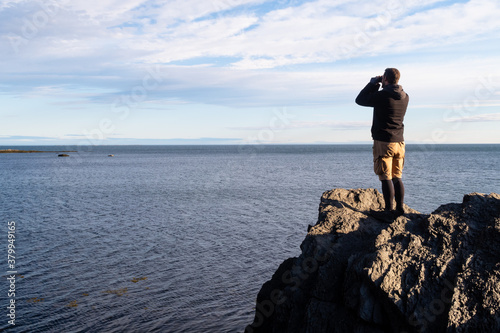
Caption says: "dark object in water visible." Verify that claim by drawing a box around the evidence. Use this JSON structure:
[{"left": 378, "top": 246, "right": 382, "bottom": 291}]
[{"left": 58, "top": 154, "right": 70, "bottom": 157}]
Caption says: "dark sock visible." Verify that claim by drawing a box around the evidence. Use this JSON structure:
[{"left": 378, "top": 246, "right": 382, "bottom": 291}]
[
  {"left": 381, "top": 179, "right": 394, "bottom": 211},
  {"left": 392, "top": 178, "right": 405, "bottom": 212}
]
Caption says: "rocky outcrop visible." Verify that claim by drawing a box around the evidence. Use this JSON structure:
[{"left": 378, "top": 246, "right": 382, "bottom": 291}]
[{"left": 245, "top": 188, "right": 500, "bottom": 333}]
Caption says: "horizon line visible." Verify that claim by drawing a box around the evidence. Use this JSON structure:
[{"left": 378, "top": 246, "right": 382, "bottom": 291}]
[{"left": 2, "top": 142, "right": 500, "bottom": 147}]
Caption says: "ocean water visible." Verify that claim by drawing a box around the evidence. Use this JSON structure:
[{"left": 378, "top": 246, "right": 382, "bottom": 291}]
[{"left": 0, "top": 144, "right": 499, "bottom": 332}]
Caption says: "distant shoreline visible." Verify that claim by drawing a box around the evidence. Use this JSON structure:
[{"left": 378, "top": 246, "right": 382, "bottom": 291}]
[{"left": 0, "top": 149, "right": 77, "bottom": 154}]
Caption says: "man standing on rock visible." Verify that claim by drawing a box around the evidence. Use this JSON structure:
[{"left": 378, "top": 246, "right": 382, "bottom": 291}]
[{"left": 355, "top": 68, "right": 409, "bottom": 217}]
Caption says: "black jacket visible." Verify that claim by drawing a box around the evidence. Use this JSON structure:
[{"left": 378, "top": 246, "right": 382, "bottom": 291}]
[{"left": 355, "top": 82, "right": 409, "bottom": 142}]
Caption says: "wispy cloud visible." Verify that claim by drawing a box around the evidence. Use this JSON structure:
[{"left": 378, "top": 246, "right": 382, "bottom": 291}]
[
  {"left": 231, "top": 120, "right": 370, "bottom": 130},
  {"left": 0, "top": 135, "right": 60, "bottom": 142},
  {"left": 0, "top": 135, "right": 242, "bottom": 145},
  {"left": 444, "top": 113, "right": 500, "bottom": 123}
]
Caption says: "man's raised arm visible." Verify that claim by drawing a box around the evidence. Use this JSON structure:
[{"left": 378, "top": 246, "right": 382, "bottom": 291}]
[{"left": 355, "top": 76, "right": 381, "bottom": 107}]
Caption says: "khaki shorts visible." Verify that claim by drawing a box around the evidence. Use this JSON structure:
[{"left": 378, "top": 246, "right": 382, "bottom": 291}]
[{"left": 372, "top": 140, "right": 405, "bottom": 180}]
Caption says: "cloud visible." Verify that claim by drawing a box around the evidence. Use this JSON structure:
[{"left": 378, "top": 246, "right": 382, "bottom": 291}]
[
  {"left": 0, "top": 135, "right": 242, "bottom": 145},
  {"left": 4, "top": 0, "right": 500, "bottom": 71},
  {"left": 1, "top": 62, "right": 362, "bottom": 107},
  {"left": 231, "top": 120, "right": 370, "bottom": 130},
  {"left": 4, "top": 0, "right": 500, "bottom": 70},
  {"left": 226, "top": 0, "right": 500, "bottom": 69},
  {"left": 444, "top": 113, "right": 500, "bottom": 123},
  {"left": 0, "top": 135, "right": 60, "bottom": 142},
  {"left": 2, "top": 54, "right": 499, "bottom": 111}
]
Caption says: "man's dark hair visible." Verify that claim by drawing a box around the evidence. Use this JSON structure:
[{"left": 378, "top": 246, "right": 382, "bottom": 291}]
[{"left": 384, "top": 68, "right": 400, "bottom": 84}]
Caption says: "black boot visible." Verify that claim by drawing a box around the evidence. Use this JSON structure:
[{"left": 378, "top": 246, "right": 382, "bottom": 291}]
[
  {"left": 392, "top": 177, "right": 405, "bottom": 215},
  {"left": 381, "top": 179, "right": 394, "bottom": 211}
]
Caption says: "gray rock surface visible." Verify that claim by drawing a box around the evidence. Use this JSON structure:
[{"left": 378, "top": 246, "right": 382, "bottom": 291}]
[{"left": 245, "top": 188, "right": 500, "bottom": 333}]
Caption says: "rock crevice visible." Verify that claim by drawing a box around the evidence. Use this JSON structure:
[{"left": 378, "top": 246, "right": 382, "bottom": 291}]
[{"left": 246, "top": 188, "right": 500, "bottom": 333}]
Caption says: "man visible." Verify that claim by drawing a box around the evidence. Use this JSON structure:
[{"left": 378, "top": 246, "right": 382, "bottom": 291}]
[{"left": 355, "top": 68, "right": 409, "bottom": 218}]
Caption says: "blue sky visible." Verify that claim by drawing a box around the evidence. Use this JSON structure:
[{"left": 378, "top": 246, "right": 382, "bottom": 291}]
[{"left": 1, "top": 0, "right": 500, "bottom": 145}]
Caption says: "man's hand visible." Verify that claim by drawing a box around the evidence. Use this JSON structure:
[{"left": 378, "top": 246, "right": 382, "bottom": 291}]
[{"left": 370, "top": 76, "right": 382, "bottom": 84}]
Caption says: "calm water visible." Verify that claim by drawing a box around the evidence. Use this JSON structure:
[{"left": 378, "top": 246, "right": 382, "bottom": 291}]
[{"left": 1, "top": 144, "right": 499, "bottom": 332}]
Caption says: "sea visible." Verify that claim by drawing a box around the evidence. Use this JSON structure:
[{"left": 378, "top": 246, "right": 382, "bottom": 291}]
[{"left": 1, "top": 144, "right": 499, "bottom": 332}]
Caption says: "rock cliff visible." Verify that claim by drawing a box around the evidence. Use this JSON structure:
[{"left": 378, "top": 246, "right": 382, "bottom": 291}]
[{"left": 245, "top": 188, "right": 500, "bottom": 333}]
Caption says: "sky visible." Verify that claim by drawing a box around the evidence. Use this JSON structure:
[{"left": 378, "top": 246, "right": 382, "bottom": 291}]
[{"left": 1, "top": 0, "right": 500, "bottom": 145}]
